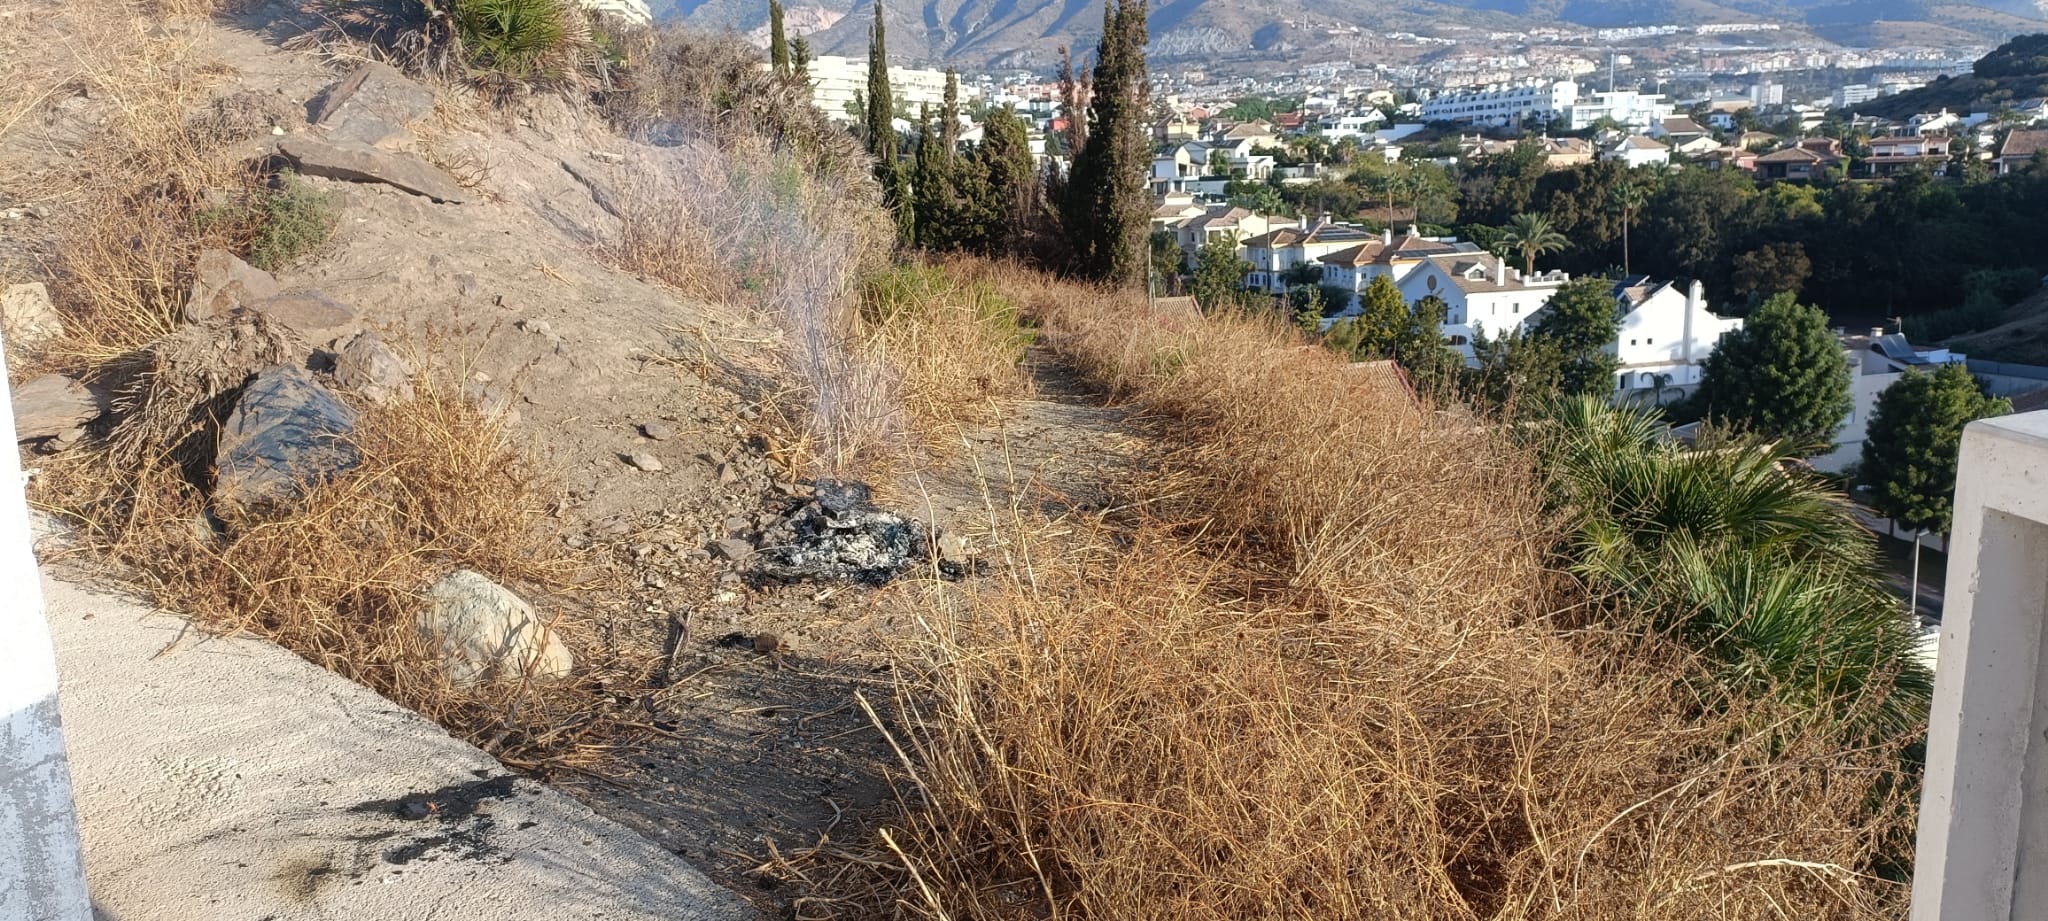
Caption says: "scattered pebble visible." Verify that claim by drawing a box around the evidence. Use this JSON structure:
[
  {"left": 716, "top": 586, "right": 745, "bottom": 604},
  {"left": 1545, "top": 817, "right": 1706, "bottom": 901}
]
[
  {"left": 625, "top": 452, "right": 664, "bottom": 472},
  {"left": 640, "top": 421, "right": 676, "bottom": 441},
  {"left": 717, "top": 462, "right": 739, "bottom": 485}
]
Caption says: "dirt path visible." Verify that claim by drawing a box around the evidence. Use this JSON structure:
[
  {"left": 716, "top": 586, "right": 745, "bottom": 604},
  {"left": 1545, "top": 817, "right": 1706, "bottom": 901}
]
[{"left": 560, "top": 345, "right": 1149, "bottom": 913}]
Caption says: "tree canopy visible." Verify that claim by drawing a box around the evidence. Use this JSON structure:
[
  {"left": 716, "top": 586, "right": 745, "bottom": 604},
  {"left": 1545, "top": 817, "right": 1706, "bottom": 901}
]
[
  {"left": 1859, "top": 363, "right": 2011, "bottom": 534},
  {"left": 1693, "top": 293, "right": 1851, "bottom": 450}
]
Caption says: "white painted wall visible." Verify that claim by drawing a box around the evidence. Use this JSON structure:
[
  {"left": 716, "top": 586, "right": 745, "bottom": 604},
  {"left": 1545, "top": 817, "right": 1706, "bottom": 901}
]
[
  {"left": 1914, "top": 410, "right": 2048, "bottom": 921},
  {"left": 0, "top": 338, "right": 92, "bottom": 920},
  {"left": 1612, "top": 282, "right": 1742, "bottom": 396}
]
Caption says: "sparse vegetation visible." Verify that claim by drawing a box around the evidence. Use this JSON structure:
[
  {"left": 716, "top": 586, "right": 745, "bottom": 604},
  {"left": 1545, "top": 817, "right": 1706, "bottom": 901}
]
[{"left": 857, "top": 261, "right": 1035, "bottom": 446}]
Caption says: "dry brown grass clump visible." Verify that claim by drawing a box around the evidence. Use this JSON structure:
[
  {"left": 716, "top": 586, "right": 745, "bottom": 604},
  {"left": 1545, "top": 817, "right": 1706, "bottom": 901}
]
[
  {"left": 856, "top": 260, "right": 1036, "bottom": 450},
  {"left": 38, "top": 372, "right": 611, "bottom": 768},
  {"left": 831, "top": 260, "right": 1918, "bottom": 921}
]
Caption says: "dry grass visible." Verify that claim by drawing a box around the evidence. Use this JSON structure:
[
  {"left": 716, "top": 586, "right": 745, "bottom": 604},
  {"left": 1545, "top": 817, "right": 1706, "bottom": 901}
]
[
  {"left": 36, "top": 367, "right": 618, "bottom": 769},
  {"left": 857, "top": 260, "right": 1036, "bottom": 450},
  {"left": 812, "top": 260, "right": 1919, "bottom": 921}
]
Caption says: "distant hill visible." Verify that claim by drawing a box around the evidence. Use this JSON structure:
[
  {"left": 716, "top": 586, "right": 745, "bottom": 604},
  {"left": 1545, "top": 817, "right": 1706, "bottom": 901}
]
[
  {"left": 653, "top": 0, "right": 2048, "bottom": 69},
  {"left": 1849, "top": 33, "right": 2048, "bottom": 118}
]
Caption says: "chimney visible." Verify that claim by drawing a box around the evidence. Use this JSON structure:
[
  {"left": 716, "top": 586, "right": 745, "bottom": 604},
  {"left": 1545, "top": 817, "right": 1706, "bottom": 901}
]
[
  {"left": 1320, "top": 210, "right": 1332, "bottom": 228},
  {"left": 1297, "top": 212, "right": 1307, "bottom": 231},
  {"left": 1870, "top": 326, "right": 1887, "bottom": 340},
  {"left": 1686, "top": 279, "right": 1703, "bottom": 314},
  {"left": 1382, "top": 226, "right": 1393, "bottom": 245},
  {"left": 1495, "top": 258, "right": 1506, "bottom": 286}
]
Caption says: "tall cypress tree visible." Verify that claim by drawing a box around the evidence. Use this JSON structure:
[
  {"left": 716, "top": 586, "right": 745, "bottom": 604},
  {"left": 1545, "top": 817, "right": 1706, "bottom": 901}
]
[
  {"left": 863, "top": 0, "right": 911, "bottom": 240},
  {"left": 912, "top": 104, "right": 947, "bottom": 249},
  {"left": 940, "top": 69, "right": 962, "bottom": 156},
  {"left": 1062, "top": 0, "right": 1150, "bottom": 287},
  {"left": 769, "top": 0, "right": 790, "bottom": 75},
  {"left": 979, "top": 105, "right": 1039, "bottom": 252}
]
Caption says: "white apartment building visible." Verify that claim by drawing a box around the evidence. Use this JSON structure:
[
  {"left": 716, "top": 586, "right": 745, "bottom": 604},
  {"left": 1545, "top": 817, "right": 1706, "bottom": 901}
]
[
  {"left": 805, "top": 56, "right": 979, "bottom": 122},
  {"left": 1397, "top": 254, "right": 1572, "bottom": 358},
  {"left": 1420, "top": 80, "right": 1579, "bottom": 127},
  {"left": 1240, "top": 220, "right": 1382, "bottom": 294},
  {"left": 1836, "top": 83, "right": 1884, "bottom": 108},
  {"left": 1563, "top": 90, "right": 1675, "bottom": 132},
  {"left": 578, "top": 0, "right": 650, "bottom": 26}
]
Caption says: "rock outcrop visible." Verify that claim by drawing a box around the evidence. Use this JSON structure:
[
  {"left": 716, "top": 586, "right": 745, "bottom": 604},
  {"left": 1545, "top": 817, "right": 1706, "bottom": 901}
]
[
  {"left": 248, "top": 291, "right": 356, "bottom": 341},
  {"left": 418, "top": 569, "right": 574, "bottom": 688},
  {"left": 308, "top": 61, "right": 435, "bottom": 148},
  {"left": 11, "top": 374, "right": 106, "bottom": 443},
  {"left": 212, "top": 364, "right": 360, "bottom": 522},
  {"left": 277, "top": 137, "right": 467, "bottom": 204}
]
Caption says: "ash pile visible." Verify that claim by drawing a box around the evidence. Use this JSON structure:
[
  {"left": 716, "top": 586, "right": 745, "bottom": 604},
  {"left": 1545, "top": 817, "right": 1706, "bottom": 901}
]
[{"left": 751, "top": 480, "right": 978, "bottom": 585}]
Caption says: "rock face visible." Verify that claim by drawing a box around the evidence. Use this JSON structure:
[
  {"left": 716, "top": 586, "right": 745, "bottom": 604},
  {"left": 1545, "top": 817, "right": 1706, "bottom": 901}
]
[
  {"left": 332, "top": 332, "right": 414, "bottom": 404},
  {"left": 11, "top": 374, "right": 105, "bottom": 441},
  {"left": 2, "top": 282, "right": 65, "bottom": 349},
  {"left": 308, "top": 62, "right": 435, "bottom": 148},
  {"left": 418, "top": 569, "right": 574, "bottom": 688},
  {"left": 248, "top": 291, "right": 356, "bottom": 341},
  {"left": 213, "top": 364, "right": 360, "bottom": 522},
  {"left": 277, "top": 137, "right": 467, "bottom": 204},
  {"left": 184, "top": 250, "right": 283, "bottom": 324}
]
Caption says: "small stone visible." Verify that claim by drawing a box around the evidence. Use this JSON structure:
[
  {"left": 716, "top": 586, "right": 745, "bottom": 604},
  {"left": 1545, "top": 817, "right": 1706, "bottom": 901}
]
[
  {"left": 1, "top": 282, "right": 65, "bottom": 349},
  {"left": 717, "top": 462, "right": 739, "bottom": 485},
  {"left": 639, "top": 421, "right": 675, "bottom": 441},
  {"left": 417, "top": 569, "right": 573, "bottom": 688},
  {"left": 249, "top": 291, "right": 356, "bottom": 340},
  {"left": 456, "top": 273, "right": 481, "bottom": 298},
  {"left": 514, "top": 318, "right": 552, "bottom": 336},
  {"left": 752, "top": 632, "right": 781, "bottom": 654},
  {"left": 938, "top": 532, "right": 972, "bottom": 564},
  {"left": 709, "top": 538, "right": 754, "bottom": 563},
  {"left": 563, "top": 533, "right": 590, "bottom": 549},
  {"left": 624, "top": 452, "right": 663, "bottom": 472},
  {"left": 183, "top": 249, "right": 281, "bottom": 324},
  {"left": 332, "top": 331, "right": 415, "bottom": 404}
]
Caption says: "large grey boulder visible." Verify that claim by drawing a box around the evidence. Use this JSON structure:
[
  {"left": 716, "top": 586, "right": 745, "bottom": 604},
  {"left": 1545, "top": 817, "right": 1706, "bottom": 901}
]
[
  {"left": 184, "top": 250, "right": 282, "bottom": 324},
  {"left": 248, "top": 291, "right": 356, "bottom": 341},
  {"left": 2, "top": 282, "right": 65, "bottom": 349},
  {"left": 418, "top": 569, "right": 574, "bottom": 688},
  {"left": 277, "top": 137, "right": 467, "bottom": 204},
  {"left": 11, "top": 374, "right": 105, "bottom": 442},
  {"left": 213, "top": 364, "right": 360, "bottom": 522},
  {"left": 308, "top": 62, "right": 435, "bottom": 148},
  {"left": 332, "top": 331, "right": 414, "bottom": 404}
]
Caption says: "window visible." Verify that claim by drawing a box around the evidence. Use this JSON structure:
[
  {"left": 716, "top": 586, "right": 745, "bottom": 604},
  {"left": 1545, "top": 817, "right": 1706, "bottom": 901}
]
[
  {"left": 1512, "top": 303, "right": 1520, "bottom": 314},
  {"left": 1630, "top": 339, "right": 1638, "bottom": 346},
  {"left": 1646, "top": 338, "right": 1653, "bottom": 345}
]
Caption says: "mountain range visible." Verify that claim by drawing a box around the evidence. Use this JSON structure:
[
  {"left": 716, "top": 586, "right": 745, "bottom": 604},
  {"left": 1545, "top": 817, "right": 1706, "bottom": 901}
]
[{"left": 651, "top": 0, "right": 2048, "bottom": 70}]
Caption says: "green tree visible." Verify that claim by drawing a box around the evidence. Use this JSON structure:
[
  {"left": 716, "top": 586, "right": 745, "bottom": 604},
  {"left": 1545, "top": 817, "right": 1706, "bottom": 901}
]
[
  {"left": 1191, "top": 233, "right": 1247, "bottom": 312},
  {"left": 863, "top": 0, "right": 910, "bottom": 239},
  {"left": 977, "top": 106, "right": 1039, "bottom": 252},
  {"left": 1498, "top": 211, "right": 1568, "bottom": 274},
  {"left": 940, "top": 68, "right": 961, "bottom": 154},
  {"left": 769, "top": 0, "right": 789, "bottom": 75},
  {"left": 791, "top": 36, "right": 811, "bottom": 81},
  {"left": 1533, "top": 276, "right": 1621, "bottom": 398},
  {"left": 1061, "top": 0, "right": 1151, "bottom": 287},
  {"left": 1394, "top": 293, "right": 1461, "bottom": 400},
  {"left": 1289, "top": 284, "right": 1325, "bottom": 334},
  {"left": 1464, "top": 326, "right": 1565, "bottom": 418},
  {"left": 1729, "top": 242, "right": 1811, "bottom": 304},
  {"left": 1859, "top": 363, "right": 2011, "bottom": 614},
  {"left": 1326, "top": 275, "right": 1409, "bottom": 360},
  {"left": 1149, "top": 230, "right": 1184, "bottom": 295},
  {"left": 1694, "top": 293, "right": 1851, "bottom": 451}
]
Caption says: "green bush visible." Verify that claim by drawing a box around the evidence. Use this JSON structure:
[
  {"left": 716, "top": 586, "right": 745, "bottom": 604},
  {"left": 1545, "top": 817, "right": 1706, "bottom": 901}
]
[
  {"left": 454, "top": 0, "right": 587, "bottom": 81},
  {"left": 248, "top": 174, "right": 338, "bottom": 271}
]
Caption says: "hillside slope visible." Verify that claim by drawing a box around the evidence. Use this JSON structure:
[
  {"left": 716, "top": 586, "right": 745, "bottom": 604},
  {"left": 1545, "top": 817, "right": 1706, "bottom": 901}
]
[{"left": 660, "top": 0, "right": 2047, "bottom": 68}]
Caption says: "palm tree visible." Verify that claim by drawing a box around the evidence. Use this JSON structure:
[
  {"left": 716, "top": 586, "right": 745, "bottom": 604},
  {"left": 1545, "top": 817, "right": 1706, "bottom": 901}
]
[
  {"left": 1498, "top": 211, "right": 1568, "bottom": 275},
  {"left": 1608, "top": 179, "right": 1649, "bottom": 275},
  {"left": 1533, "top": 397, "right": 1932, "bottom": 739}
]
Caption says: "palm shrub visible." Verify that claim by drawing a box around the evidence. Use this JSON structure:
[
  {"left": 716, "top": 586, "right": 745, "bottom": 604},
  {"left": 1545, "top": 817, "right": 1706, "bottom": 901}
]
[
  {"left": 1536, "top": 396, "right": 1931, "bottom": 739},
  {"left": 451, "top": 0, "right": 594, "bottom": 82}
]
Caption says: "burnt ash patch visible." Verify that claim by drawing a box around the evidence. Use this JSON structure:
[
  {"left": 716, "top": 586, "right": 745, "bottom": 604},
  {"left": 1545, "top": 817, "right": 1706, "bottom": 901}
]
[
  {"left": 348, "top": 773, "right": 521, "bottom": 865},
  {"left": 751, "top": 479, "right": 973, "bottom": 585}
]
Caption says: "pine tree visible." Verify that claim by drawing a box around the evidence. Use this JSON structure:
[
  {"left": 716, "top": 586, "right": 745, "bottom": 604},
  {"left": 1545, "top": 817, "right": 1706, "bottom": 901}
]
[
  {"left": 769, "top": 0, "right": 790, "bottom": 75},
  {"left": 1695, "top": 292, "right": 1852, "bottom": 450},
  {"left": 1395, "top": 294, "right": 1462, "bottom": 400},
  {"left": 1062, "top": 0, "right": 1150, "bottom": 287},
  {"left": 1337, "top": 274, "right": 1409, "bottom": 360}
]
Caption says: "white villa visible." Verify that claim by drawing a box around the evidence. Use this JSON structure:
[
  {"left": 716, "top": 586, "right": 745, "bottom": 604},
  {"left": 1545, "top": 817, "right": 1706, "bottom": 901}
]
[
  {"left": 1318, "top": 230, "right": 1475, "bottom": 306},
  {"left": 1608, "top": 277, "right": 1744, "bottom": 403},
  {"left": 1398, "top": 254, "right": 1572, "bottom": 357},
  {"left": 1240, "top": 220, "right": 1383, "bottom": 293},
  {"left": 1810, "top": 329, "right": 1968, "bottom": 474}
]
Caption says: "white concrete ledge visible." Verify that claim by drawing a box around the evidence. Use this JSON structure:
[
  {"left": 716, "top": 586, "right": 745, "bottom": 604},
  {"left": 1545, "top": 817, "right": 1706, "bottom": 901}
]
[
  {"left": 1913, "top": 410, "right": 2048, "bottom": 921},
  {"left": 45, "top": 570, "right": 757, "bottom": 921}
]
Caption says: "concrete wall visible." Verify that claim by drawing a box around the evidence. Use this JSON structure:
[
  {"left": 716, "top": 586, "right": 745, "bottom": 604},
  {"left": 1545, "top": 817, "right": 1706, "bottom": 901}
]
[
  {"left": 0, "top": 342, "right": 91, "bottom": 919},
  {"left": 1914, "top": 409, "right": 2048, "bottom": 921}
]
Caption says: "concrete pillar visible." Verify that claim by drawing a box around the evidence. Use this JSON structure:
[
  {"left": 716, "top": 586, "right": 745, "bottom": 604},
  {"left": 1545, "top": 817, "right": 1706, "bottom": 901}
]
[
  {"left": 0, "top": 336, "right": 92, "bottom": 920},
  {"left": 1913, "top": 410, "right": 2048, "bottom": 921}
]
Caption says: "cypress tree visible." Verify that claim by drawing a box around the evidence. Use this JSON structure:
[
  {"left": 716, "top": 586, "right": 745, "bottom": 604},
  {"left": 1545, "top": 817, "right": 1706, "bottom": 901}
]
[
  {"left": 978, "top": 106, "right": 1039, "bottom": 252},
  {"left": 863, "top": 0, "right": 911, "bottom": 240},
  {"left": 913, "top": 104, "right": 947, "bottom": 249},
  {"left": 1061, "top": 0, "right": 1149, "bottom": 287},
  {"left": 769, "top": 0, "right": 789, "bottom": 75},
  {"left": 940, "top": 69, "right": 961, "bottom": 157},
  {"left": 791, "top": 36, "right": 811, "bottom": 81}
]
